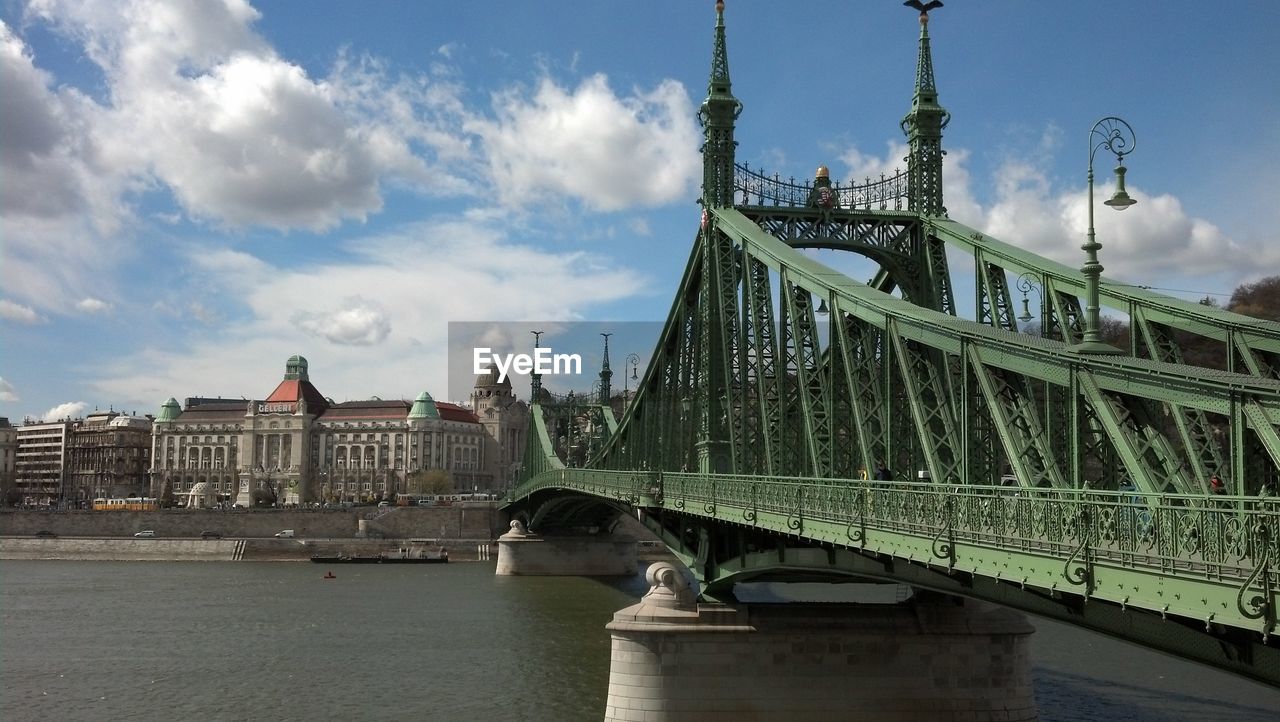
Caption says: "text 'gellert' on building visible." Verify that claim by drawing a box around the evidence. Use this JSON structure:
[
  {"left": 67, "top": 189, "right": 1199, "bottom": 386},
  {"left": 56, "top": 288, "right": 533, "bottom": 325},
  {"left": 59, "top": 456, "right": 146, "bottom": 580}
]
[{"left": 149, "top": 355, "right": 527, "bottom": 506}]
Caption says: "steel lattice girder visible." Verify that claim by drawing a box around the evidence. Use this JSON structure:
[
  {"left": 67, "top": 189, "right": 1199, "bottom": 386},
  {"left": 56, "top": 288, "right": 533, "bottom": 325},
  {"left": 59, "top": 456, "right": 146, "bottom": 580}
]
[
  {"left": 927, "top": 217, "right": 1280, "bottom": 369},
  {"left": 717, "top": 207, "right": 1280, "bottom": 491},
  {"left": 593, "top": 206, "right": 1280, "bottom": 497},
  {"left": 709, "top": 208, "right": 1280, "bottom": 418}
]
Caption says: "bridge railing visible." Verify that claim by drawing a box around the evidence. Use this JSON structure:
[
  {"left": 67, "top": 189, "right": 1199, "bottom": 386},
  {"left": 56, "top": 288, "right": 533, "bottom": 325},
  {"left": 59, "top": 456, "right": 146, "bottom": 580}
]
[
  {"left": 512, "top": 470, "right": 1280, "bottom": 581},
  {"left": 733, "top": 163, "right": 909, "bottom": 211},
  {"left": 662, "top": 473, "right": 1278, "bottom": 575}
]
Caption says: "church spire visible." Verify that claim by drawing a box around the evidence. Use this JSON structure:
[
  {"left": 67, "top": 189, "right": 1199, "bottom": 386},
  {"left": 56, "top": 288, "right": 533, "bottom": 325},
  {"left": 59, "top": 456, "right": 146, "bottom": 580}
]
[
  {"left": 901, "top": 2, "right": 950, "bottom": 217},
  {"left": 699, "top": 1, "right": 742, "bottom": 209}
]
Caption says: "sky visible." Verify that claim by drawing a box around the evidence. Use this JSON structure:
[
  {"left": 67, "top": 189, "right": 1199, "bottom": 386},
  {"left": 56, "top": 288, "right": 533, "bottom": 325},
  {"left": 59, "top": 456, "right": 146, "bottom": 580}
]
[{"left": 2, "top": 0, "right": 1278, "bottom": 424}]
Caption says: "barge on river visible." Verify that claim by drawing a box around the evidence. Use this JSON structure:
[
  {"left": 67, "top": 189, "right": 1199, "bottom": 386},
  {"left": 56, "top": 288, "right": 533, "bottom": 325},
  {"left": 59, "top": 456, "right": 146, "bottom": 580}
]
[{"left": 311, "top": 540, "right": 448, "bottom": 564}]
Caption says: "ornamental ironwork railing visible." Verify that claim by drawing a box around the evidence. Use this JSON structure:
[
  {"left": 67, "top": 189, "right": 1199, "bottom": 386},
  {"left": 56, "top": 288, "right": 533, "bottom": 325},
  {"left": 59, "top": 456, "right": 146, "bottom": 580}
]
[
  {"left": 514, "top": 469, "right": 1280, "bottom": 584},
  {"left": 733, "top": 163, "right": 909, "bottom": 211}
]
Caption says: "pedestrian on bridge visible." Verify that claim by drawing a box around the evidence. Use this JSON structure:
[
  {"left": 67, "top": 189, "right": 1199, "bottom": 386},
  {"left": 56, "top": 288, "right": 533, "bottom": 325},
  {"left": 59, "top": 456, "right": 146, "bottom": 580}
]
[
  {"left": 875, "top": 462, "right": 893, "bottom": 481},
  {"left": 1210, "top": 473, "right": 1226, "bottom": 495}
]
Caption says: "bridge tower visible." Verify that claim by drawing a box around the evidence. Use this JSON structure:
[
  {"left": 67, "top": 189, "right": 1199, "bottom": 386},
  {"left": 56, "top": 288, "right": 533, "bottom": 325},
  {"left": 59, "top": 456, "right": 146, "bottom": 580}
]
[
  {"left": 598, "top": 333, "right": 613, "bottom": 405},
  {"left": 698, "top": 0, "right": 741, "bottom": 210},
  {"left": 693, "top": 1, "right": 742, "bottom": 475},
  {"left": 898, "top": 1, "right": 958, "bottom": 316},
  {"left": 901, "top": 2, "right": 950, "bottom": 217}
]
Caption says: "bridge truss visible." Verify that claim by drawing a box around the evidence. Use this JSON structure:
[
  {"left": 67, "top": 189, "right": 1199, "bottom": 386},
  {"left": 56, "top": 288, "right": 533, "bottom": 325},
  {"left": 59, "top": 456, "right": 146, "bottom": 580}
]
[{"left": 506, "top": 1, "right": 1280, "bottom": 685}]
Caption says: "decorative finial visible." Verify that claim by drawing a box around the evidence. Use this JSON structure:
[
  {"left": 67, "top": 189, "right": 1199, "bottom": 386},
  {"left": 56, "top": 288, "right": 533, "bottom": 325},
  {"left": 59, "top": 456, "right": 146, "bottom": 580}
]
[
  {"left": 904, "top": 1, "right": 943, "bottom": 25},
  {"left": 716, "top": 0, "right": 724, "bottom": 14},
  {"left": 815, "top": 165, "right": 830, "bottom": 179}
]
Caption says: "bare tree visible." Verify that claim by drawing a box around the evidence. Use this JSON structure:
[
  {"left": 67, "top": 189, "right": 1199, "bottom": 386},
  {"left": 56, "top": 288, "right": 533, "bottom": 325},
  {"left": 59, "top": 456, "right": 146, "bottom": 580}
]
[{"left": 1229, "top": 276, "right": 1280, "bottom": 322}]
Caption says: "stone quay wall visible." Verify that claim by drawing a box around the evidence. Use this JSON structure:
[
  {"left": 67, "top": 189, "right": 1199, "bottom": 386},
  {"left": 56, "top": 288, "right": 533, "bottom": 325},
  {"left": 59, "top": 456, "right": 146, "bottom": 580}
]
[
  {"left": 0, "top": 504, "right": 508, "bottom": 541},
  {"left": 0, "top": 537, "right": 500, "bottom": 562}
]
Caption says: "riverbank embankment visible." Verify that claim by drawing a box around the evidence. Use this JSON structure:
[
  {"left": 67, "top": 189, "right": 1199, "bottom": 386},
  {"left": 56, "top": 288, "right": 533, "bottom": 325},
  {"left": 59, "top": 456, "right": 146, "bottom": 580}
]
[
  {"left": 0, "top": 504, "right": 509, "bottom": 561},
  {"left": 0, "top": 503, "right": 506, "bottom": 540},
  {"left": 0, "top": 536, "right": 498, "bottom": 561}
]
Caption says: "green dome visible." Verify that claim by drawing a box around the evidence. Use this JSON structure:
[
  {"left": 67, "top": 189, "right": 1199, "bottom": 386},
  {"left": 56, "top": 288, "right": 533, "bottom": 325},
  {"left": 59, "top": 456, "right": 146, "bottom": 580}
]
[
  {"left": 408, "top": 391, "right": 440, "bottom": 419},
  {"left": 157, "top": 397, "right": 181, "bottom": 422},
  {"left": 285, "top": 354, "right": 310, "bottom": 380}
]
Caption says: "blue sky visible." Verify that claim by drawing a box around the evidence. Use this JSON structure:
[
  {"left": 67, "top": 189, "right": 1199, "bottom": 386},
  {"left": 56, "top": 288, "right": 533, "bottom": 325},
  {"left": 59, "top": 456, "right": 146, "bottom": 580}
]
[{"left": 2, "top": 0, "right": 1278, "bottom": 423}]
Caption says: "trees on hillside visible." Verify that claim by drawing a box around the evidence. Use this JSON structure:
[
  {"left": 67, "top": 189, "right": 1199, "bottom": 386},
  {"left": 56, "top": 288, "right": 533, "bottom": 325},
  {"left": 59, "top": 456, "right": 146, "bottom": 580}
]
[
  {"left": 1228, "top": 277, "right": 1280, "bottom": 322},
  {"left": 1095, "top": 276, "right": 1278, "bottom": 365}
]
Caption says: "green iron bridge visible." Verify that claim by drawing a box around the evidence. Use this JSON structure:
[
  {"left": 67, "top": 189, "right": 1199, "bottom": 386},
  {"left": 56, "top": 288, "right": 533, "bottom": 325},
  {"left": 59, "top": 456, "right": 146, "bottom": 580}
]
[{"left": 505, "top": 2, "right": 1280, "bottom": 686}]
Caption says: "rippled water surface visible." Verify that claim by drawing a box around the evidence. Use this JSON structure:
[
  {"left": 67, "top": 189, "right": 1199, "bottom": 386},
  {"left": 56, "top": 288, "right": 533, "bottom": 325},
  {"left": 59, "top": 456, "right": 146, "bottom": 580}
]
[{"left": 3, "top": 560, "right": 1279, "bottom": 721}]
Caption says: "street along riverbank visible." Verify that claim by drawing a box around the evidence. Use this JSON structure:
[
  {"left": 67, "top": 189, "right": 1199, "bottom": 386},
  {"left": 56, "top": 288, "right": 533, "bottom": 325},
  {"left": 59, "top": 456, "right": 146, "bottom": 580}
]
[
  {"left": 0, "top": 536, "right": 493, "bottom": 561},
  {"left": 0, "top": 503, "right": 507, "bottom": 541}
]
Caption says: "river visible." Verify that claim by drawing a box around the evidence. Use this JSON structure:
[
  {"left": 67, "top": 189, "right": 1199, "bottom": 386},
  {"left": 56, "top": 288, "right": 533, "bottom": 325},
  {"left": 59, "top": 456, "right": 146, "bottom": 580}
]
[{"left": 3, "top": 560, "right": 1279, "bottom": 721}]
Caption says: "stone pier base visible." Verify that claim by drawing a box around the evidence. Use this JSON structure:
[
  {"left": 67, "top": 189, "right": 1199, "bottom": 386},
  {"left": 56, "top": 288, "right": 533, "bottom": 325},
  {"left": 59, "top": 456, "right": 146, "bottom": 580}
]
[
  {"left": 605, "top": 563, "right": 1038, "bottom": 721},
  {"left": 494, "top": 521, "right": 637, "bottom": 576}
]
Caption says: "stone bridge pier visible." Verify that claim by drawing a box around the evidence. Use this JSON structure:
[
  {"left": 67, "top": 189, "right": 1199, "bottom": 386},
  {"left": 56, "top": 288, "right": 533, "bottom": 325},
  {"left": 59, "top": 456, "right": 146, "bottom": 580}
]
[
  {"left": 494, "top": 520, "right": 637, "bottom": 576},
  {"left": 604, "top": 563, "right": 1038, "bottom": 721}
]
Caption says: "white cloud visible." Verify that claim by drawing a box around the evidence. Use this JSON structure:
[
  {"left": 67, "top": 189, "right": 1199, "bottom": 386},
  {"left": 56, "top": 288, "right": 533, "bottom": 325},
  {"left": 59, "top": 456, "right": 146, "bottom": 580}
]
[
  {"left": 0, "top": 21, "right": 132, "bottom": 312},
  {"left": 22, "top": 0, "right": 478, "bottom": 234},
  {"left": 41, "top": 401, "right": 87, "bottom": 422},
  {"left": 0, "top": 21, "right": 90, "bottom": 222},
  {"left": 0, "top": 299, "right": 46, "bottom": 324},
  {"left": 187, "top": 301, "right": 219, "bottom": 324},
  {"left": 839, "top": 141, "right": 907, "bottom": 184},
  {"left": 4, "top": 2, "right": 700, "bottom": 314},
  {"left": 626, "top": 217, "right": 652, "bottom": 236},
  {"left": 295, "top": 298, "right": 392, "bottom": 346},
  {"left": 0, "top": 377, "right": 18, "bottom": 402},
  {"left": 836, "top": 137, "right": 1279, "bottom": 282},
  {"left": 975, "top": 167, "right": 1274, "bottom": 279},
  {"left": 88, "top": 216, "right": 650, "bottom": 409},
  {"left": 76, "top": 297, "right": 113, "bottom": 314},
  {"left": 469, "top": 74, "right": 701, "bottom": 211}
]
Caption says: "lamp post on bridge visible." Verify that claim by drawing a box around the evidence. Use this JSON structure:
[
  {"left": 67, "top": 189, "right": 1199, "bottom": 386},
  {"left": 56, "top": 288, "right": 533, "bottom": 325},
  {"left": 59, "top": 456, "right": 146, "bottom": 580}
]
[
  {"left": 624, "top": 353, "right": 641, "bottom": 406},
  {"left": 1015, "top": 272, "right": 1045, "bottom": 337},
  {"left": 1074, "top": 116, "right": 1137, "bottom": 354}
]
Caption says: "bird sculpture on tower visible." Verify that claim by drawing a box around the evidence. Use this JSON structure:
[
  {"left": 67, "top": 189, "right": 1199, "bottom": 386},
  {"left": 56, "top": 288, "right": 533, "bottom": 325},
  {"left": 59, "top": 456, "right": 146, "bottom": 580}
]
[{"left": 904, "top": 0, "right": 944, "bottom": 21}]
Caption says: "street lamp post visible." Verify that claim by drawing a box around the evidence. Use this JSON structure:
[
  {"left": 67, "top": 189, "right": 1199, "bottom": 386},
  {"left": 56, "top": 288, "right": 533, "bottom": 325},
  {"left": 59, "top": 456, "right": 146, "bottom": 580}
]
[
  {"left": 1074, "top": 116, "right": 1137, "bottom": 354},
  {"left": 624, "top": 353, "right": 641, "bottom": 404},
  {"left": 1015, "top": 272, "right": 1046, "bottom": 337}
]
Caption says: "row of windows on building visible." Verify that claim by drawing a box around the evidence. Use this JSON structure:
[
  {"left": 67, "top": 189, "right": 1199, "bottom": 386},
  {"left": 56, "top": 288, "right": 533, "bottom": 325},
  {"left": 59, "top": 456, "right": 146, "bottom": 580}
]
[
  {"left": 158, "top": 432, "right": 480, "bottom": 450},
  {"left": 155, "top": 444, "right": 482, "bottom": 472},
  {"left": 166, "top": 478, "right": 391, "bottom": 495}
]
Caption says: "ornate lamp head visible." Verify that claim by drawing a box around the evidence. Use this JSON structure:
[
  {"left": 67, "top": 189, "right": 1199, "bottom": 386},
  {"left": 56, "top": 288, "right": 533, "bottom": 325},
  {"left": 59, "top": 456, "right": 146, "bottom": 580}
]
[{"left": 1104, "top": 165, "right": 1136, "bottom": 210}]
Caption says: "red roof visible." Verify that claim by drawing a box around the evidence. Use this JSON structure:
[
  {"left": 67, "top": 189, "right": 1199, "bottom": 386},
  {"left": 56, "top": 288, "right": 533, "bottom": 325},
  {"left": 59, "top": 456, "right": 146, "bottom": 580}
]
[
  {"left": 435, "top": 402, "right": 479, "bottom": 424},
  {"left": 263, "top": 379, "right": 329, "bottom": 410}
]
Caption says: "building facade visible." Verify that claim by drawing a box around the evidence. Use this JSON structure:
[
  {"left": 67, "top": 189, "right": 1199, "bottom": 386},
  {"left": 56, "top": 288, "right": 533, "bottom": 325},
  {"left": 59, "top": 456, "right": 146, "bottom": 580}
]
[
  {"left": 150, "top": 356, "right": 527, "bottom": 505},
  {"left": 10, "top": 413, "right": 154, "bottom": 506},
  {"left": 471, "top": 367, "right": 530, "bottom": 492},
  {"left": 0, "top": 418, "right": 15, "bottom": 503},
  {"left": 14, "top": 421, "right": 70, "bottom": 505},
  {"left": 65, "top": 412, "right": 153, "bottom": 502}
]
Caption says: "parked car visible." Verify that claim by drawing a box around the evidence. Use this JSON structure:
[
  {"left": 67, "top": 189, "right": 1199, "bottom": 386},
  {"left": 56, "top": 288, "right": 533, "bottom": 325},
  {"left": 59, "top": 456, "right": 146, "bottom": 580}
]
[
  {"left": 33, "top": 530, "right": 57, "bottom": 538},
  {"left": 134, "top": 530, "right": 156, "bottom": 538},
  {"left": 200, "top": 530, "right": 222, "bottom": 539},
  {"left": 377, "top": 501, "right": 391, "bottom": 507},
  {"left": 274, "top": 529, "right": 295, "bottom": 538}
]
